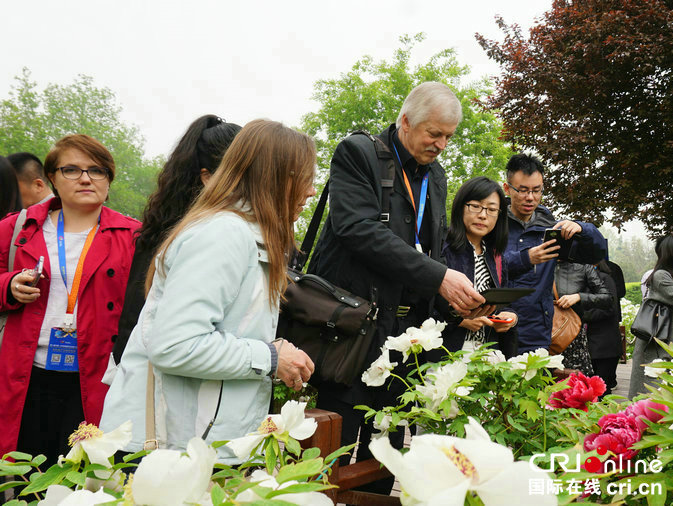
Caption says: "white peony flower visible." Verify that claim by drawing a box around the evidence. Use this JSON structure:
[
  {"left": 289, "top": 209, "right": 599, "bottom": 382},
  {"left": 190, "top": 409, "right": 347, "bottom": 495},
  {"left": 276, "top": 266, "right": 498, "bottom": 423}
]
[
  {"left": 644, "top": 359, "right": 667, "bottom": 378},
  {"left": 132, "top": 437, "right": 216, "bottom": 506},
  {"left": 416, "top": 361, "right": 470, "bottom": 415},
  {"left": 63, "top": 420, "right": 132, "bottom": 477},
  {"left": 369, "top": 417, "right": 556, "bottom": 506},
  {"left": 236, "top": 469, "right": 333, "bottom": 505},
  {"left": 508, "top": 349, "right": 563, "bottom": 380},
  {"left": 225, "top": 400, "right": 317, "bottom": 460},
  {"left": 38, "top": 485, "right": 117, "bottom": 506},
  {"left": 362, "top": 347, "right": 398, "bottom": 386},
  {"left": 385, "top": 318, "right": 446, "bottom": 362},
  {"left": 372, "top": 413, "right": 408, "bottom": 439}
]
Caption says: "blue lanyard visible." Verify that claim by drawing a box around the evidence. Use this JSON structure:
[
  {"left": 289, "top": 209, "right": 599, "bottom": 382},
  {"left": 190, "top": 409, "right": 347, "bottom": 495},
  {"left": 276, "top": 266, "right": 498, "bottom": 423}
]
[
  {"left": 56, "top": 210, "right": 99, "bottom": 289},
  {"left": 392, "top": 143, "right": 429, "bottom": 248},
  {"left": 57, "top": 210, "right": 68, "bottom": 289}
]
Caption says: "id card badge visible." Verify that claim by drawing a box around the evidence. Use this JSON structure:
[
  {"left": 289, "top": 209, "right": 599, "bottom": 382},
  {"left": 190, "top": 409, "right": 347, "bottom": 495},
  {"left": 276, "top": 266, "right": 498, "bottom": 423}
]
[{"left": 45, "top": 327, "right": 79, "bottom": 372}]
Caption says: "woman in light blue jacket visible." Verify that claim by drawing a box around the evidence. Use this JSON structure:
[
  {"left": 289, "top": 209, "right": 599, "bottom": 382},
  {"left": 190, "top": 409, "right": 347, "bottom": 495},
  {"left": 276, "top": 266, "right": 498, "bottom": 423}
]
[{"left": 101, "top": 120, "right": 316, "bottom": 462}]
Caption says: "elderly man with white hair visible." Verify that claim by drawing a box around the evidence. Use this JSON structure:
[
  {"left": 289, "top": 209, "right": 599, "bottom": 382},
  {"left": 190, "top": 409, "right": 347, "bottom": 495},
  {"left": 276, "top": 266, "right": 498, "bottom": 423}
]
[{"left": 307, "top": 81, "right": 489, "bottom": 494}]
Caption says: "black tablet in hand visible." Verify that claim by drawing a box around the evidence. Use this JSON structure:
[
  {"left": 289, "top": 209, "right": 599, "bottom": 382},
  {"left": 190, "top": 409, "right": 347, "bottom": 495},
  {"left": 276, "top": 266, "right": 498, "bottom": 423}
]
[{"left": 480, "top": 288, "right": 535, "bottom": 305}]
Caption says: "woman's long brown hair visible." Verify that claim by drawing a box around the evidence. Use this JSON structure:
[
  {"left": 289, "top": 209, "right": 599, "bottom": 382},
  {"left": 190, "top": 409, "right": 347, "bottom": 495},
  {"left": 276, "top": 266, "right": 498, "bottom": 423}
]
[{"left": 145, "top": 119, "right": 316, "bottom": 305}]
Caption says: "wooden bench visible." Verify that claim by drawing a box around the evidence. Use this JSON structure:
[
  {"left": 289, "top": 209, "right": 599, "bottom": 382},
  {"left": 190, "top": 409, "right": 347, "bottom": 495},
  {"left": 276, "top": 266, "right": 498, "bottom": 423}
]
[{"left": 301, "top": 409, "right": 401, "bottom": 505}]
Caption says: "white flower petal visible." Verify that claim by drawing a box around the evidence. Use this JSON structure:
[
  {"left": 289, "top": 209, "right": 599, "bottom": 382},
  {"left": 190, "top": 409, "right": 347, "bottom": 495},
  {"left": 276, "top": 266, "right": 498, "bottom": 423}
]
[
  {"left": 80, "top": 420, "right": 132, "bottom": 468},
  {"left": 132, "top": 438, "right": 216, "bottom": 506},
  {"left": 475, "top": 461, "right": 556, "bottom": 506},
  {"left": 288, "top": 417, "right": 318, "bottom": 441},
  {"left": 225, "top": 434, "right": 265, "bottom": 460}
]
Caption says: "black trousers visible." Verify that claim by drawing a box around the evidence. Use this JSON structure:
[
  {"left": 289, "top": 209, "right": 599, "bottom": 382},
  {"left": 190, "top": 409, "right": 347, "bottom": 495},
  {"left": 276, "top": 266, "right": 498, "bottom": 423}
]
[
  {"left": 592, "top": 357, "right": 620, "bottom": 395},
  {"left": 16, "top": 366, "right": 84, "bottom": 466},
  {"left": 316, "top": 389, "right": 404, "bottom": 495}
]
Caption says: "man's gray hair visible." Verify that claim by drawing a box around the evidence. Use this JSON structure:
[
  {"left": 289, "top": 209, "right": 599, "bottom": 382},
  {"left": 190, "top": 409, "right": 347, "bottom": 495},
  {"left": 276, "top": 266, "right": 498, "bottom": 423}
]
[{"left": 395, "top": 82, "right": 462, "bottom": 128}]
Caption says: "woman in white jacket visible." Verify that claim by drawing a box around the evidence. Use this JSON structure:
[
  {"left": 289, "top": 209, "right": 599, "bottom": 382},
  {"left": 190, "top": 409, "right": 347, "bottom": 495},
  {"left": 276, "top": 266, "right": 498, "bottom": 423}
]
[{"left": 101, "top": 120, "right": 316, "bottom": 461}]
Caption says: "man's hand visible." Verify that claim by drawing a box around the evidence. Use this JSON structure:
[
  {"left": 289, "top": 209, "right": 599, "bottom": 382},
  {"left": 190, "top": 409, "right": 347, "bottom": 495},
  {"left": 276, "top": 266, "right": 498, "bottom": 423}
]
[
  {"left": 528, "top": 240, "right": 560, "bottom": 265},
  {"left": 555, "top": 293, "right": 580, "bottom": 309},
  {"left": 439, "top": 268, "right": 486, "bottom": 316},
  {"left": 553, "top": 220, "right": 582, "bottom": 240}
]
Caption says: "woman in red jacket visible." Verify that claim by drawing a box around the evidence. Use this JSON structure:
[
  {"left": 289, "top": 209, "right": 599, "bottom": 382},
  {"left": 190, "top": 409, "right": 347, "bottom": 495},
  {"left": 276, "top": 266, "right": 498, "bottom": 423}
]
[{"left": 0, "top": 134, "right": 140, "bottom": 464}]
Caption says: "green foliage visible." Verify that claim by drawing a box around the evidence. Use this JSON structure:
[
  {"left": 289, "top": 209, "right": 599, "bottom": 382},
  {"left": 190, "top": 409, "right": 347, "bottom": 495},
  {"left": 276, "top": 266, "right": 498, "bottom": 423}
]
[
  {"left": 477, "top": 1, "right": 673, "bottom": 236},
  {"left": 625, "top": 282, "right": 643, "bottom": 306},
  {"left": 601, "top": 227, "right": 656, "bottom": 283},
  {"left": 0, "top": 68, "right": 161, "bottom": 218},
  {"left": 295, "top": 33, "right": 512, "bottom": 242},
  {"left": 271, "top": 383, "right": 317, "bottom": 414},
  {"left": 360, "top": 344, "right": 572, "bottom": 458},
  {"left": 547, "top": 338, "right": 673, "bottom": 504}
]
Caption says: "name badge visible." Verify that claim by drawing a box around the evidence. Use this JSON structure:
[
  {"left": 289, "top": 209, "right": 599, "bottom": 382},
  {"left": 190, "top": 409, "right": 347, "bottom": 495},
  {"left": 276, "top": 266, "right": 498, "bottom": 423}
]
[{"left": 45, "top": 327, "right": 79, "bottom": 372}]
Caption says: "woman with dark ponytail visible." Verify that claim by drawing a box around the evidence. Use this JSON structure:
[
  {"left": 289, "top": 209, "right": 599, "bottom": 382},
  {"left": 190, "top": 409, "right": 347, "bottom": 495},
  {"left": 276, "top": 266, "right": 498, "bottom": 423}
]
[{"left": 111, "top": 115, "right": 242, "bottom": 365}]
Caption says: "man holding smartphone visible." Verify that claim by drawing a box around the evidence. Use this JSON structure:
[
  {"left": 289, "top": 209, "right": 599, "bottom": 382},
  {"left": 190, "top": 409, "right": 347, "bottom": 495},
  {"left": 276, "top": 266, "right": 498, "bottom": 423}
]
[{"left": 502, "top": 154, "right": 606, "bottom": 352}]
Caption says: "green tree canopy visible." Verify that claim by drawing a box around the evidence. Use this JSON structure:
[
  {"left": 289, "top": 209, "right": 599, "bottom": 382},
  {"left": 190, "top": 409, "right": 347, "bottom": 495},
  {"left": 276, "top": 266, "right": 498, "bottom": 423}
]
[
  {"left": 0, "top": 68, "right": 161, "bottom": 218},
  {"left": 476, "top": 1, "right": 673, "bottom": 236},
  {"left": 298, "top": 33, "right": 513, "bottom": 237}
]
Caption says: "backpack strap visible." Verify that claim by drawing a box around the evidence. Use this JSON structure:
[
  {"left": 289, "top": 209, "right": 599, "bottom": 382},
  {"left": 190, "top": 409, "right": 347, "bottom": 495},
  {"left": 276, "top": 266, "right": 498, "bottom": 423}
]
[
  {"left": 295, "top": 131, "right": 396, "bottom": 271},
  {"left": 350, "top": 130, "right": 395, "bottom": 225},
  {"left": 8, "top": 209, "right": 28, "bottom": 271}
]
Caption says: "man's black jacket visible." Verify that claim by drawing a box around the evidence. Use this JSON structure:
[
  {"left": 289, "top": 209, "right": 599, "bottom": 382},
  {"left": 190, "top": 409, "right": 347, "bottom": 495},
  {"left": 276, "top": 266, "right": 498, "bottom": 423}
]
[{"left": 307, "top": 124, "right": 449, "bottom": 404}]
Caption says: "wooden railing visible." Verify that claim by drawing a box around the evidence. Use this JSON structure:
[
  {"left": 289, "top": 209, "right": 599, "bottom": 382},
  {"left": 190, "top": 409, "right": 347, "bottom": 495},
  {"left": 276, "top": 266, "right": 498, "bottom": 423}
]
[{"left": 300, "top": 409, "right": 401, "bottom": 505}]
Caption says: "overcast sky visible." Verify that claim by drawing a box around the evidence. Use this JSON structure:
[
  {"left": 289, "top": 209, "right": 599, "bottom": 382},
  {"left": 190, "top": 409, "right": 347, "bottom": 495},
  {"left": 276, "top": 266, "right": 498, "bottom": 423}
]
[
  {"left": 0, "top": 0, "right": 650, "bottom": 239},
  {"left": 2, "top": 0, "right": 551, "bottom": 157}
]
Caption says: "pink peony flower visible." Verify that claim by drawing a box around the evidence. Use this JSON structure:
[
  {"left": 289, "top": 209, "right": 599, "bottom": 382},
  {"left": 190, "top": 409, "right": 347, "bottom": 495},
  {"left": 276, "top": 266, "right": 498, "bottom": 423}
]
[
  {"left": 548, "top": 372, "right": 606, "bottom": 411},
  {"left": 624, "top": 399, "right": 669, "bottom": 432},
  {"left": 584, "top": 412, "right": 642, "bottom": 461}
]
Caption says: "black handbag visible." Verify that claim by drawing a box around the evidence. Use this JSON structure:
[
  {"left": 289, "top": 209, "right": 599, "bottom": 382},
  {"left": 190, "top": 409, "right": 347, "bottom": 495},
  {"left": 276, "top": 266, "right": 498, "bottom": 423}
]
[
  {"left": 631, "top": 298, "right": 673, "bottom": 342},
  {"left": 277, "top": 179, "right": 380, "bottom": 386}
]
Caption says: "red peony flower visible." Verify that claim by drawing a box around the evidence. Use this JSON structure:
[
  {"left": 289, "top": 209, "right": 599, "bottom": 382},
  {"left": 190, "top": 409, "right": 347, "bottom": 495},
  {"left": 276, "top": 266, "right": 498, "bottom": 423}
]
[
  {"left": 624, "top": 399, "right": 669, "bottom": 432},
  {"left": 548, "top": 372, "right": 606, "bottom": 411},
  {"left": 584, "top": 412, "right": 642, "bottom": 461}
]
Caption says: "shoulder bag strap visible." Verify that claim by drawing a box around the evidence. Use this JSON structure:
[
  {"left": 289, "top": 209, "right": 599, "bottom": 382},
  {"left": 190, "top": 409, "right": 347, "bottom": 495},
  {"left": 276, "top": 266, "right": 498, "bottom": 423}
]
[
  {"left": 495, "top": 253, "right": 503, "bottom": 285},
  {"left": 144, "top": 362, "right": 158, "bottom": 450},
  {"left": 553, "top": 281, "right": 560, "bottom": 301},
  {"left": 8, "top": 209, "right": 27, "bottom": 270},
  {"left": 294, "top": 181, "right": 330, "bottom": 270}
]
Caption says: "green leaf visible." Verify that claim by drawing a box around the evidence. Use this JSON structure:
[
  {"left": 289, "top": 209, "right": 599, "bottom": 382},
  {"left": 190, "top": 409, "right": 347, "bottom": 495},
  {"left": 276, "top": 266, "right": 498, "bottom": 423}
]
[
  {"left": 302, "top": 447, "right": 321, "bottom": 461},
  {"left": 65, "top": 470, "right": 86, "bottom": 487},
  {"left": 0, "top": 480, "right": 26, "bottom": 493},
  {"left": 267, "top": 481, "right": 335, "bottom": 498},
  {"left": 210, "top": 483, "right": 226, "bottom": 506},
  {"left": 30, "top": 455, "right": 47, "bottom": 468},
  {"left": 0, "top": 463, "right": 32, "bottom": 476},
  {"left": 20, "top": 463, "right": 74, "bottom": 495},
  {"left": 325, "top": 443, "right": 356, "bottom": 464},
  {"left": 265, "top": 439, "right": 277, "bottom": 474},
  {"left": 4, "top": 452, "right": 32, "bottom": 462},
  {"left": 285, "top": 437, "right": 302, "bottom": 457},
  {"left": 275, "top": 458, "right": 324, "bottom": 484}
]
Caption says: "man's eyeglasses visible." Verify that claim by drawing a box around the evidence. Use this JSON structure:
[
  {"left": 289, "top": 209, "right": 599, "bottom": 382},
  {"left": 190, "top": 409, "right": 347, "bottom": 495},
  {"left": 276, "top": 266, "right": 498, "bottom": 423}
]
[
  {"left": 508, "top": 184, "right": 543, "bottom": 197},
  {"left": 465, "top": 203, "right": 501, "bottom": 217},
  {"left": 57, "top": 166, "right": 110, "bottom": 181}
]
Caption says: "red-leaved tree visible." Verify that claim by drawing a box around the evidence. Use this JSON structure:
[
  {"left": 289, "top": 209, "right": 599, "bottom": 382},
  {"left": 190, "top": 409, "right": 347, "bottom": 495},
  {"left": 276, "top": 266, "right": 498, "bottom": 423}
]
[{"left": 476, "top": 0, "right": 673, "bottom": 236}]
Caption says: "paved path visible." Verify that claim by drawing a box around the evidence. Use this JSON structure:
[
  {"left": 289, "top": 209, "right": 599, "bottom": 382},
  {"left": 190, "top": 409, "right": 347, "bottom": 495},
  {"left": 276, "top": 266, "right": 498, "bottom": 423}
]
[{"left": 613, "top": 359, "right": 632, "bottom": 398}]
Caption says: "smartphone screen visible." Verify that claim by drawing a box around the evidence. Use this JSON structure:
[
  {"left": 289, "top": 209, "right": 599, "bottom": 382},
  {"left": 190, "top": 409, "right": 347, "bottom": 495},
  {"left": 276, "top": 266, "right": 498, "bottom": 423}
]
[{"left": 29, "top": 256, "right": 44, "bottom": 287}]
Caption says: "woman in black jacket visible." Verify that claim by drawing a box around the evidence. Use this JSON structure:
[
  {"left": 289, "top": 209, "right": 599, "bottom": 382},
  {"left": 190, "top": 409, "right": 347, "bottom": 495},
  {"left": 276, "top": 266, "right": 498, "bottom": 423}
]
[
  {"left": 433, "top": 177, "right": 518, "bottom": 359},
  {"left": 554, "top": 261, "right": 612, "bottom": 375},
  {"left": 111, "top": 115, "right": 241, "bottom": 364},
  {"left": 584, "top": 260, "right": 622, "bottom": 394}
]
